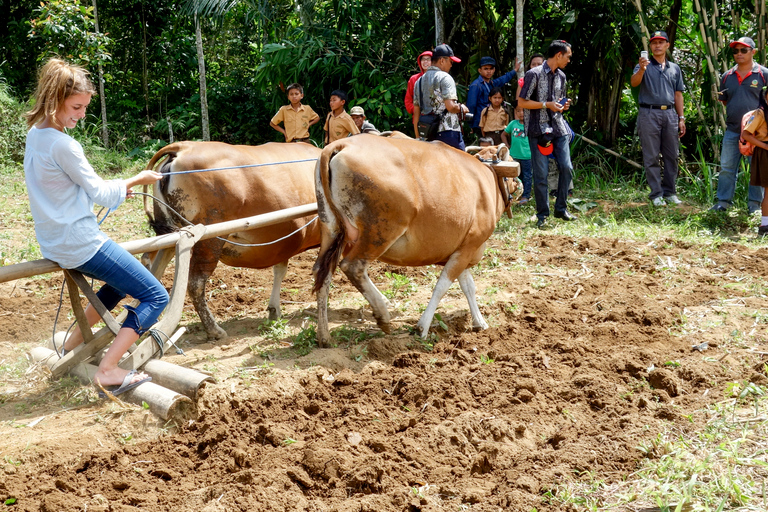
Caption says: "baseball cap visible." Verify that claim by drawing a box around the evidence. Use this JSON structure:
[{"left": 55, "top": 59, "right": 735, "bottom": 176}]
[
  {"left": 350, "top": 106, "right": 365, "bottom": 116},
  {"left": 649, "top": 30, "right": 669, "bottom": 42},
  {"left": 730, "top": 36, "right": 756, "bottom": 49},
  {"left": 537, "top": 132, "right": 555, "bottom": 156},
  {"left": 479, "top": 56, "right": 496, "bottom": 67},
  {"left": 432, "top": 44, "right": 461, "bottom": 63}
]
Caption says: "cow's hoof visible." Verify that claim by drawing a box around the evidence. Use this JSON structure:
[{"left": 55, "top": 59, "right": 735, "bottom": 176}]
[
  {"left": 267, "top": 307, "right": 280, "bottom": 322},
  {"left": 472, "top": 319, "right": 489, "bottom": 332},
  {"left": 206, "top": 325, "right": 228, "bottom": 340},
  {"left": 375, "top": 320, "right": 391, "bottom": 335}
]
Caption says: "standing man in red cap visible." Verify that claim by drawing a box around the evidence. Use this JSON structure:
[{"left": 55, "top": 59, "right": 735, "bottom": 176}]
[
  {"left": 631, "top": 30, "right": 686, "bottom": 207},
  {"left": 518, "top": 40, "right": 577, "bottom": 228},
  {"left": 710, "top": 36, "right": 768, "bottom": 214},
  {"left": 413, "top": 44, "right": 469, "bottom": 150}
]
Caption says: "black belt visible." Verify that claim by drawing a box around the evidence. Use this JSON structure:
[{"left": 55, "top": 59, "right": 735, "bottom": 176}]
[
  {"left": 290, "top": 137, "right": 310, "bottom": 143},
  {"left": 639, "top": 104, "right": 674, "bottom": 110},
  {"left": 485, "top": 130, "right": 503, "bottom": 134}
]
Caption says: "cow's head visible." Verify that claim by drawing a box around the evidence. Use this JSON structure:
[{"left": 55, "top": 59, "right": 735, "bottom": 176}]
[{"left": 466, "top": 143, "right": 522, "bottom": 215}]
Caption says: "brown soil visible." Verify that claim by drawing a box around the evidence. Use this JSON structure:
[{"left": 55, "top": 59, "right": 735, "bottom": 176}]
[{"left": 1, "top": 234, "right": 768, "bottom": 511}]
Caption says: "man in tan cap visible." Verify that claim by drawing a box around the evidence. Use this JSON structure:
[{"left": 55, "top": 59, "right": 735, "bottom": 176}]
[{"left": 350, "top": 106, "right": 380, "bottom": 134}]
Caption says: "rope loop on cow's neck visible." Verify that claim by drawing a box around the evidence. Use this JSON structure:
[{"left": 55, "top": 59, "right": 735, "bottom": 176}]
[
  {"left": 133, "top": 192, "right": 318, "bottom": 248},
  {"left": 159, "top": 158, "right": 319, "bottom": 176}
]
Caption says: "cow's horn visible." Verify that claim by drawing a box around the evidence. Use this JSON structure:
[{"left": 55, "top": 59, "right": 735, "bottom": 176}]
[{"left": 465, "top": 146, "right": 482, "bottom": 154}]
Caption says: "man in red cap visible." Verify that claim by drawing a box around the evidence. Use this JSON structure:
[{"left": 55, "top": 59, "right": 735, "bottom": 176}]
[
  {"left": 412, "top": 44, "right": 469, "bottom": 150},
  {"left": 711, "top": 36, "right": 768, "bottom": 214},
  {"left": 631, "top": 30, "right": 686, "bottom": 207}
]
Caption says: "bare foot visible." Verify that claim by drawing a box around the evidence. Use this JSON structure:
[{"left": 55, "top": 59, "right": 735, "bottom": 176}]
[{"left": 94, "top": 368, "right": 149, "bottom": 388}]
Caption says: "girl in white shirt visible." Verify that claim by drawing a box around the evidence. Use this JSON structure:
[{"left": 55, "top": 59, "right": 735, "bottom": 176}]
[{"left": 25, "top": 59, "right": 167, "bottom": 396}]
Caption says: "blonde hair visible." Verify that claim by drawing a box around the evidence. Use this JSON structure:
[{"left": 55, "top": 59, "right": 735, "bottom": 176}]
[{"left": 25, "top": 58, "right": 96, "bottom": 130}]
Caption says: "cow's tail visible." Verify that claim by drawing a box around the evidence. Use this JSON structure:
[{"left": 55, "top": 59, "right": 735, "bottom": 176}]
[
  {"left": 142, "top": 142, "right": 185, "bottom": 225},
  {"left": 312, "top": 144, "right": 346, "bottom": 295}
]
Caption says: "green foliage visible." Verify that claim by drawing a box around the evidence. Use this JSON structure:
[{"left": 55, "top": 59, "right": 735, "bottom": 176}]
[
  {"left": 29, "top": 0, "right": 111, "bottom": 66},
  {"left": 0, "top": 80, "right": 27, "bottom": 163},
  {"left": 292, "top": 324, "right": 317, "bottom": 356}
]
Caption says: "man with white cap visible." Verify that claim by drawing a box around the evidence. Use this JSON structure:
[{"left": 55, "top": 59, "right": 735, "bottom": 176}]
[
  {"left": 631, "top": 30, "right": 686, "bottom": 207},
  {"left": 350, "top": 106, "right": 380, "bottom": 134},
  {"left": 711, "top": 36, "right": 768, "bottom": 213},
  {"left": 413, "top": 43, "right": 469, "bottom": 150}
]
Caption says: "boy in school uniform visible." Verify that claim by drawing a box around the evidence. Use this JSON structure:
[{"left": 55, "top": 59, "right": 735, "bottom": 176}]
[
  {"left": 324, "top": 90, "right": 360, "bottom": 144},
  {"left": 467, "top": 56, "right": 518, "bottom": 137},
  {"left": 269, "top": 83, "right": 320, "bottom": 143},
  {"left": 479, "top": 87, "right": 510, "bottom": 145}
]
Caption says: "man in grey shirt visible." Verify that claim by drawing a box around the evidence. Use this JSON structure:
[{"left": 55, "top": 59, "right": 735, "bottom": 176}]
[
  {"left": 631, "top": 30, "right": 686, "bottom": 207},
  {"left": 413, "top": 44, "right": 469, "bottom": 150},
  {"left": 711, "top": 36, "right": 767, "bottom": 213}
]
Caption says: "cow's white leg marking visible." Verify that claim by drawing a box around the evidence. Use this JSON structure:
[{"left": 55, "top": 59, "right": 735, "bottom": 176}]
[
  {"left": 267, "top": 261, "right": 288, "bottom": 321},
  {"left": 457, "top": 269, "right": 488, "bottom": 331},
  {"left": 339, "top": 259, "right": 391, "bottom": 333},
  {"left": 416, "top": 271, "right": 455, "bottom": 338}
]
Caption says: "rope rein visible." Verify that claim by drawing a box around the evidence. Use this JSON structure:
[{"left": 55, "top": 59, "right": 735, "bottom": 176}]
[
  {"left": 158, "top": 157, "right": 318, "bottom": 176},
  {"left": 133, "top": 192, "right": 318, "bottom": 247}
]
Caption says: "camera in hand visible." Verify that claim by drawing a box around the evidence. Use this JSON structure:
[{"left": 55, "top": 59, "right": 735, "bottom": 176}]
[{"left": 461, "top": 112, "right": 474, "bottom": 124}]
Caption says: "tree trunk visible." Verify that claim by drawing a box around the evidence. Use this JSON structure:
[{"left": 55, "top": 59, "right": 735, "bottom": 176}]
[
  {"left": 666, "top": 0, "right": 682, "bottom": 50},
  {"left": 92, "top": 0, "right": 108, "bottom": 147},
  {"left": 195, "top": 14, "right": 210, "bottom": 141},
  {"left": 141, "top": 4, "right": 150, "bottom": 126},
  {"left": 434, "top": 0, "right": 445, "bottom": 45},
  {"left": 516, "top": 0, "right": 524, "bottom": 71}
]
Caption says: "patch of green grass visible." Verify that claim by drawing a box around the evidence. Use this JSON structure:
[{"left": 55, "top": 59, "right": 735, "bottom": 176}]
[
  {"left": 331, "top": 325, "right": 383, "bottom": 345},
  {"left": 548, "top": 388, "right": 768, "bottom": 511},
  {"left": 291, "top": 324, "right": 317, "bottom": 356},
  {"left": 258, "top": 318, "right": 290, "bottom": 341},
  {"left": 382, "top": 271, "right": 417, "bottom": 300}
]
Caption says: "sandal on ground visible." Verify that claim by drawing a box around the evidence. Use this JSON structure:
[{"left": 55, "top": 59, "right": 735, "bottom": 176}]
[{"left": 96, "top": 370, "right": 152, "bottom": 399}]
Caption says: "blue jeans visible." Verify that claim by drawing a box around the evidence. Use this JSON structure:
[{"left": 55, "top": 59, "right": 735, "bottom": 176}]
[
  {"left": 437, "top": 130, "right": 466, "bottom": 151},
  {"left": 716, "top": 129, "right": 764, "bottom": 211},
  {"left": 75, "top": 239, "right": 169, "bottom": 335},
  {"left": 530, "top": 134, "right": 573, "bottom": 220},
  {"left": 518, "top": 158, "right": 532, "bottom": 199}
]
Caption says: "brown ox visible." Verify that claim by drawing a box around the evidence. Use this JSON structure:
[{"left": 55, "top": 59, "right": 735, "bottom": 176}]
[
  {"left": 144, "top": 141, "right": 321, "bottom": 339},
  {"left": 312, "top": 135, "right": 518, "bottom": 346}
]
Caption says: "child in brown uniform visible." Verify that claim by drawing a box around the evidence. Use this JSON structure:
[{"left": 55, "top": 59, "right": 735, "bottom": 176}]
[
  {"left": 324, "top": 90, "right": 360, "bottom": 145},
  {"left": 269, "top": 83, "right": 320, "bottom": 143},
  {"left": 479, "top": 87, "right": 509, "bottom": 145},
  {"left": 741, "top": 88, "right": 768, "bottom": 237}
]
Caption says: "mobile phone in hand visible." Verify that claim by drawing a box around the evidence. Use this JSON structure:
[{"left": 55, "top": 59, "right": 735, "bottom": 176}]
[
  {"left": 558, "top": 98, "right": 568, "bottom": 106},
  {"left": 640, "top": 50, "right": 648, "bottom": 60}
]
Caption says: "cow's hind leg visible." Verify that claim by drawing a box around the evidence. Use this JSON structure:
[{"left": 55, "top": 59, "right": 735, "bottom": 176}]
[
  {"left": 267, "top": 261, "right": 288, "bottom": 321},
  {"left": 457, "top": 269, "right": 488, "bottom": 331},
  {"left": 339, "top": 258, "right": 391, "bottom": 334},
  {"left": 416, "top": 252, "right": 478, "bottom": 338}
]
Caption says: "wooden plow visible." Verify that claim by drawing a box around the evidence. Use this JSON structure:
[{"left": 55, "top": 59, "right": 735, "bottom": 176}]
[{"left": 1, "top": 203, "right": 318, "bottom": 421}]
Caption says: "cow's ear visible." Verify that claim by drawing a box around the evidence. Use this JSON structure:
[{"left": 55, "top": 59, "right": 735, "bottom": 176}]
[{"left": 495, "top": 144, "right": 509, "bottom": 162}]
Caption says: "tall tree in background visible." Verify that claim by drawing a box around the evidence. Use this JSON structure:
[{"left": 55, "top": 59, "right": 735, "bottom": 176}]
[
  {"left": 194, "top": 13, "right": 210, "bottom": 141},
  {"left": 92, "top": 0, "right": 108, "bottom": 146}
]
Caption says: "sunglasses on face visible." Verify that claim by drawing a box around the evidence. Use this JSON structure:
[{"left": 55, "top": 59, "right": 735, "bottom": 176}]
[{"left": 732, "top": 47, "right": 752, "bottom": 54}]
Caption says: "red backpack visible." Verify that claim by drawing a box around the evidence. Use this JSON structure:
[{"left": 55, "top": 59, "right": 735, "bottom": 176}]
[{"left": 740, "top": 109, "right": 759, "bottom": 156}]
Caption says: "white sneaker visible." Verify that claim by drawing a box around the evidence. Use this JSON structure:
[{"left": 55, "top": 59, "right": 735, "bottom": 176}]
[
  {"left": 652, "top": 197, "right": 666, "bottom": 207},
  {"left": 665, "top": 195, "right": 682, "bottom": 205}
]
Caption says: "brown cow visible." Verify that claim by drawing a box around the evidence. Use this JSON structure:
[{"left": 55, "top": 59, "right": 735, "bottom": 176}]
[
  {"left": 144, "top": 141, "right": 321, "bottom": 339},
  {"left": 312, "top": 135, "right": 519, "bottom": 346}
]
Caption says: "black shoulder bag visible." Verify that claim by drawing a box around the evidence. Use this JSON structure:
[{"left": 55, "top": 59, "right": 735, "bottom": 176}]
[{"left": 415, "top": 76, "right": 442, "bottom": 141}]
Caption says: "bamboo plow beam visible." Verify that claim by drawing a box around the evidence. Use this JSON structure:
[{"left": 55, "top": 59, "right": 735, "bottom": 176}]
[
  {"left": 0, "top": 202, "right": 318, "bottom": 284},
  {"left": 143, "top": 359, "right": 215, "bottom": 400},
  {"left": 29, "top": 347, "right": 196, "bottom": 421}
]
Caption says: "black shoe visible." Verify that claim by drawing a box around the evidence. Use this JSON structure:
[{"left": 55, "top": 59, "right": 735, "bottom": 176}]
[
  {"left": 536, "top": 217, "right": 547, "bottom": 229},
  {"left": 759, "top": 225, "right": 768, "bottom": 238},
  {"left": 709, "top": 204, "right": 727, "bottom": 212},
  {"left": 554, "top": 210, "right": 578, "bottom": 221}
]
